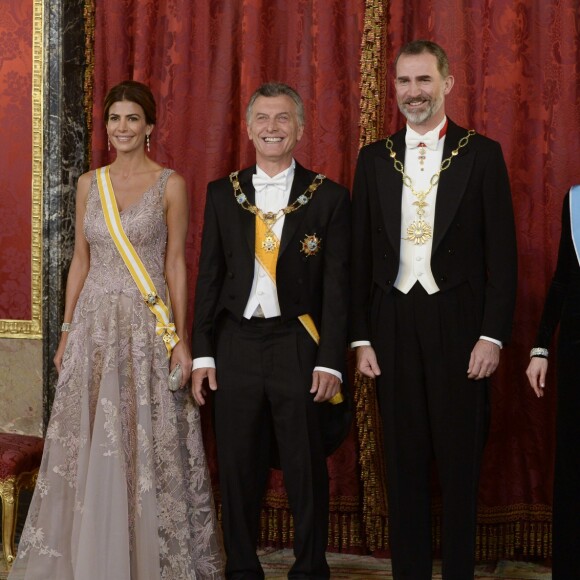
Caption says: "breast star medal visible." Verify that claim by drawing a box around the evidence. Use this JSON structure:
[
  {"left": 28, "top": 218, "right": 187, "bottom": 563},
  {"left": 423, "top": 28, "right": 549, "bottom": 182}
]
[{"left": 301, "top": 234, "right": 322, "bottom": 256}]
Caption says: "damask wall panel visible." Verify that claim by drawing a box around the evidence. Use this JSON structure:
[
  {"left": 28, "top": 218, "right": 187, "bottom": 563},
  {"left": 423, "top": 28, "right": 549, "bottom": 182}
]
[
  {"left": 1, "top": 0, "right": 87, "bottom": 433},
  {"left": 90, "top": 0, "right": 363, "bottom": 316},
  {"left": 90, "top": 0, "right": 365, "bottom": 550},
  {"left": 358, "top": 0, "right": 580, "bottom": 558},
  {"left": 0, "top": 0, "right": 43, "bottom": 338},
  {"left": 0, "top": 0, "right": 33, "bottom": 321},
  {"left": 0, "top": 0, "right": 44, "bottom": 435},
  {"left": 85, "top": 0, "right": 580, "bottom": 559}
]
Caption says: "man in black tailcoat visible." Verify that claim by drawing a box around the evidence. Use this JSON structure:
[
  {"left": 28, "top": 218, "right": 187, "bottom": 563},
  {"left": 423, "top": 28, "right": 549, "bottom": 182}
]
[
  {"left": 350, "top": 41, "right": 517, "bottom": 579},
  {"left": 191, "top": 82, "right": 350, "bottom": 580}
]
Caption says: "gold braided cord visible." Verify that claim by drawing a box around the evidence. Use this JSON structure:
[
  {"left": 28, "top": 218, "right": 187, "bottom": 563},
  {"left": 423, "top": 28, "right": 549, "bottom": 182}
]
[
  {"left": 353, "top": 371, "right": 389, "bottom": 550},
  {"left": 84, "top": 0, "right": 96, "bottom": 166},
  {"left": 358, "top": 0, "right": 388, "bottom": 148},
  {"left": 356, "top": 0, "right": 391, "bottom": 552}
]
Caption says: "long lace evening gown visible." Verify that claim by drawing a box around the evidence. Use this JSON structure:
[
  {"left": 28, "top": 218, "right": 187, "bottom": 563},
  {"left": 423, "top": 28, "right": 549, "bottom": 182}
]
[{"left": 9, "top": 169, "right": 224, "bottom": 579}]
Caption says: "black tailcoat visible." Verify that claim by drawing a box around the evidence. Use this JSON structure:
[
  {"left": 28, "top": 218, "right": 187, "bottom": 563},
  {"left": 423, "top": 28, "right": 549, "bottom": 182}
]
[
  {"left": 350, "top": 119, "right": 517, "bottom": 578},
  {"left": 192, "top": 161, "right": 351, "bottom": 577}
]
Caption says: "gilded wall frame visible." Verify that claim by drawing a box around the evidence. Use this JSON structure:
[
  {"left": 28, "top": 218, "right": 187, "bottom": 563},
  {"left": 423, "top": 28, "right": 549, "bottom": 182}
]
[{"left": 0, "top": 0, "right": 43, "bottom": 339}]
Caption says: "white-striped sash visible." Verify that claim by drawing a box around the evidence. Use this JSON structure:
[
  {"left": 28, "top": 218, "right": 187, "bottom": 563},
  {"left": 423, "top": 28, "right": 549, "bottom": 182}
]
[{"left": 96, "top": 166, "right": 179, "bottom": 357}]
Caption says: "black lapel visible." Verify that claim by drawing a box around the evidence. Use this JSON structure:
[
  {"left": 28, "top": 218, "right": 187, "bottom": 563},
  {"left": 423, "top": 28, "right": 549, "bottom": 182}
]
[
  {"left": 234, "top": 165, "right": 257, "bottom": 257},
  {"left": 432, "top": 120, "right": 475, "bottom": 253},
  {"left": 376, "top": 128, "right": 406, "bottom": 255},
  {"left": 279, "top": 162, "right": 315, "bottom": 256}
]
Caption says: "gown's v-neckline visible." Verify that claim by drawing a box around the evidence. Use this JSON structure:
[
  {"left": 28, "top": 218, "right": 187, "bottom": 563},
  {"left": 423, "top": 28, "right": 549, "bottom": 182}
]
[{"left": 110, "top": 169, "right": 164, "bottom": 214}]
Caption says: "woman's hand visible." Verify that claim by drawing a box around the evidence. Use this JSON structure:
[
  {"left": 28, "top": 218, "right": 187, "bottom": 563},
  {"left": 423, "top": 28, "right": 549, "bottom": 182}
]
[
  {"left": 526, "top": 357, "right": 548, "bottom": 398},
  {"left": 170, "top": 340, "right": 192, "bottom": 388},
  {"left": 53, "top": 333, "right": 69, "bottom": 374}
]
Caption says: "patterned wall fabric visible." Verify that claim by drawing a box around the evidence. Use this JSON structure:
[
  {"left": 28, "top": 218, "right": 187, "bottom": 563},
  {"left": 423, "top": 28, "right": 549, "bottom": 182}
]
[
  {"left": 89, "top": 0, "right": 366, "bottom": 550},
  {"left": 85, "top": 0, "right": 580, "bottom": 558},
  {"left": 0, "top": 0, "right": 33, "bottom": 320},
  {"left": 382, "top": 0, "right": 580, "bottom": 558},
  {"left": 352, "top": 0, "right": 580, "bottom": 558}
]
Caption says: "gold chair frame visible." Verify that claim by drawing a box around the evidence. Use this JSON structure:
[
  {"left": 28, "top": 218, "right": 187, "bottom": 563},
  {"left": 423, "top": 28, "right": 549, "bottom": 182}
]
[{"left": 0, "top": 469, "right": 38, "bottom": 570}]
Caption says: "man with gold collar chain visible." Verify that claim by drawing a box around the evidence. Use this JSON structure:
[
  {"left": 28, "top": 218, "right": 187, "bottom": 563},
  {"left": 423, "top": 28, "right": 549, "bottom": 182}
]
[
  {"left": 351, "top": 41, "right": 517, "bottom": 579},
  {"left": 192, "top": 82, "right": 351, "bottom": 580}
]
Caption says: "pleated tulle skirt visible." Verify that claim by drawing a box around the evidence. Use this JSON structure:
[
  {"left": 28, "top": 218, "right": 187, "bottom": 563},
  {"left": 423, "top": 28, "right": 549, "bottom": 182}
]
[{"left": 9, "top": 288, "right": 224, "bottom": 579}]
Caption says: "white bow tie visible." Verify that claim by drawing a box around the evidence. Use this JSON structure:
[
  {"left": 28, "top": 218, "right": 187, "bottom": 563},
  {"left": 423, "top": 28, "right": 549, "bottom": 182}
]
[
  {"left": 252, "top": 174, "right": 287, "bottom": 192},
  {"left": 405, "top": 131, "right": 439, "bottom": 151}
]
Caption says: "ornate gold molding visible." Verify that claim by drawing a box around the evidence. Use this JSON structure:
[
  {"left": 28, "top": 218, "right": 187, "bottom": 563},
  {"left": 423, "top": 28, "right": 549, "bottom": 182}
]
[
  {"left": 0, "top": 0, "right": 43, "bottom": 339},
  {"left": 0, "top": 470, "right": 39, "bottom": 567}
]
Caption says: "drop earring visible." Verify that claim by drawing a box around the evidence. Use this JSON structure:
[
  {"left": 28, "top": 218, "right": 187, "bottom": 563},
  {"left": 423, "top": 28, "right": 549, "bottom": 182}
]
[
  {"left": 146, "top": 134, "right": 150, "bottom": 152},
  {"left": 107, "top": 138, "right": 110, "bottom": 152}
]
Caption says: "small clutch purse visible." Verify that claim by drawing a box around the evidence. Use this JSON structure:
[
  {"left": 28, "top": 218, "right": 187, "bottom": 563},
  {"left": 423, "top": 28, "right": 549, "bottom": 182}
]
[{"left": 168, "top": 364, "right": 182, "bottom": 392}]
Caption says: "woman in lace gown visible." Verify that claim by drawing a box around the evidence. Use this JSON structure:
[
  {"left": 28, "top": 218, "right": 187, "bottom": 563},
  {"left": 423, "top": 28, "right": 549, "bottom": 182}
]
[{"left": 9, "top": 81, "right": 224, "bottom": 579}]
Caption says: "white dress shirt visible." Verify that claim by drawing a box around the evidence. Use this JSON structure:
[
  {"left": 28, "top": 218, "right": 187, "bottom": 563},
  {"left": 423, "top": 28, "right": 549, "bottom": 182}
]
[
  {"left": 194, "top": 160, "right": 343, "bottom": 379},
  {"left": 242, "top": 163, "right": 294, "bottom": 319},
  {"left": 351, "top": 117, "right": 501, "bottom": 349},
  {"left": 394, "top": 118, "right": 447, "bottom": 295}
]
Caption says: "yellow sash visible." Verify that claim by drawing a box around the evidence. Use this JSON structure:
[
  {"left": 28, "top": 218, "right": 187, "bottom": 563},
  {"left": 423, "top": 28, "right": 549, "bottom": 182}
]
[
  {"left": 96, "top": 166, "right": 179, "bottom": 357},
  {"left": 255, "top": 216, "right": 343, "bottom": 404}
]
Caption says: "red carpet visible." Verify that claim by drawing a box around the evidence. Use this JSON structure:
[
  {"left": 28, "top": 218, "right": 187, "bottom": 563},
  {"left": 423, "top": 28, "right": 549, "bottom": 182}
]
[
  {"left": 259, "top": 548, "right": 552, "bottom": 579},
  {"left": 0, "top": 546, "right": 552, "bottom": 578}
]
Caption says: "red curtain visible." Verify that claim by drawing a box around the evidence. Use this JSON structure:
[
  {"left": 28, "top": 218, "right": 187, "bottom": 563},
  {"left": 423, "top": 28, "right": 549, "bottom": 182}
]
[
  {"left": 356, "top": 0, "right": 580, "bottom": 559},
  {"left": 356, "top": 0, "right": 580, "bottom": 558},
  {"left": 0, "top": 0, "right": 33, "bottom": 320},
  {"left": 88, "top": 0, "right": 580, "bottom": 558},
  {"left": 90, "top": 0, "right": 365, "bottom": 551}
]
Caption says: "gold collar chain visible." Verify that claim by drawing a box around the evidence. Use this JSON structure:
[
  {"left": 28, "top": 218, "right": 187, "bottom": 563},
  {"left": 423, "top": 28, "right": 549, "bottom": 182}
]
[
  {"left": 386, "top": 130, "right": 475, "bottom": 244},
  {"left": 229, "top": 170, "right": 326, "bottom": 252}
]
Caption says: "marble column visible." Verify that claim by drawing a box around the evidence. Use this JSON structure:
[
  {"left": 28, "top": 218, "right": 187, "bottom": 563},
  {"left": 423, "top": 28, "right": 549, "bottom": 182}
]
[{"left": 42, "top": 0, "right": 88, "bottom": 425}]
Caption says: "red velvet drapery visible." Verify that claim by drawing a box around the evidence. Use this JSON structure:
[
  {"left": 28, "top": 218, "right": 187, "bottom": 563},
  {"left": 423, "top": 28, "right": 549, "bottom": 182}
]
[
  {"left": 353, "top": 0, "right": 580, "bottom": 559},
  {"left": 89, "top": 0, "right": 365, "bottom": 551},
  {"left": 87, "top": 0, "right": 580, "bottom": 558},
  {"left": 381, "top": 0, "right": 580, "bottom": 558},
  {"left": 0, "top": 0, "right": 33, "bottom": 320}
]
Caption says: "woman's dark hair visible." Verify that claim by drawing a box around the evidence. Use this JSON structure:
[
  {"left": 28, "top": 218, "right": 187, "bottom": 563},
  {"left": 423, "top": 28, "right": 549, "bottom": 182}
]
[{"left": 103, "top": 80, "right": 157, "bottom": 125}]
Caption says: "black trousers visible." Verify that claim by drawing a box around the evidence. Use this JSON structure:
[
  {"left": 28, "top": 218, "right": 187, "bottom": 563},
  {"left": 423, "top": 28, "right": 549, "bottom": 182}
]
[
  {"left": 372, "top": 284, "right": 489, "bottom": 580},
  {"left": 552, "top": 322, "right": 580, "bottom": 579},
  {"left": 214, "top": 314, "right": 330, "bottom": 580}
]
